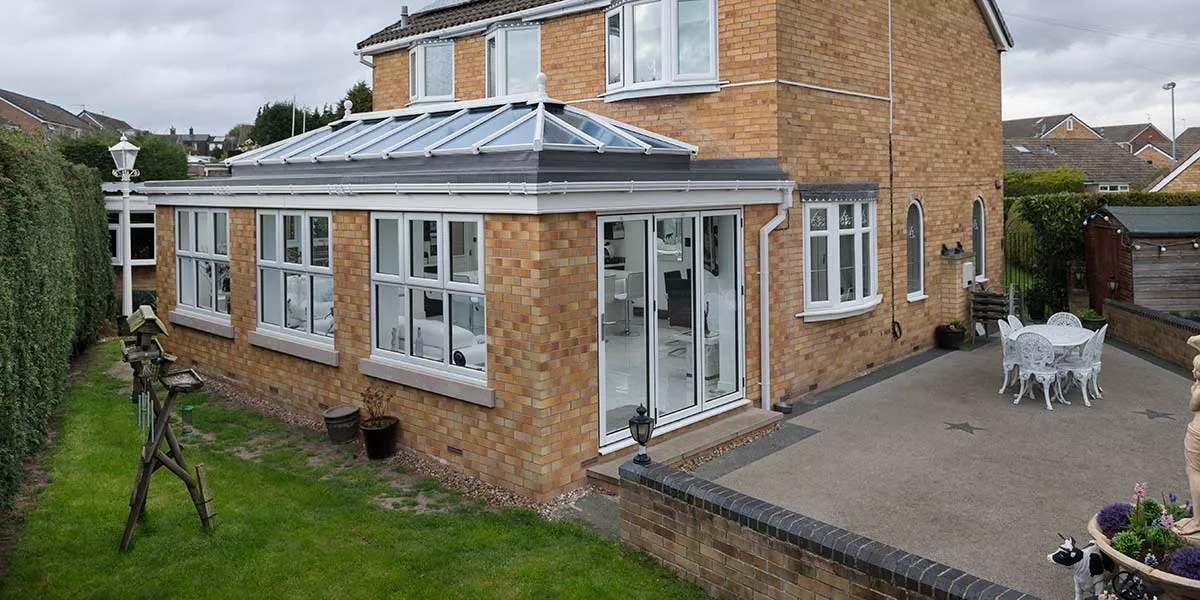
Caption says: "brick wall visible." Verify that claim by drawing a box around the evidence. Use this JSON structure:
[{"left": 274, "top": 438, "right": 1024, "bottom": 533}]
[
  {"left": 1040, "top": 118, "right": 1100, "bottom": 140},
  {"left": 619, "top": 461, "right": 1032, "bottom": 600},
  {"left": 1136, "top": 145, "right": 1174, "bottom": 169},
  {"left": 0, "top": 101, "right": 45, "bottom": 140},
  {"left": 1105, "top": 299, "right": 1200, "bottom": 370},
  {"left": 1160, "top": 161, "right": 1200, "bottom": 192}
]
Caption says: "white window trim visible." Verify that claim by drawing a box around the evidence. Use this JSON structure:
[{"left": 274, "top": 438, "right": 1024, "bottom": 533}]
[
  {"left": 798, "top": 200, "right": 881, "bottom": 322},
  {"left": 603, "top": 0, "right": 720, "bottom": 102},
  {"left": 175, "top": 208, "right": 231, "bottom": 321},
  {"left": 1066, "top": 118, "right": 1074, "bottom": 131},
  {"left": 110, "top": 211, "right": 157, "bottom": 267},
  {"left": 256, "top": 210, "right": 335, "bottom": 345},
  {"left": 1098, "top": 183, "right": 1130, "bottom": 193},
  {"left": 369, "top": 212, "right": 487, "bottom": 380},
  {"left": 485, "top": 24, "right": 541, "bottom": 97},
  {"left": 409, "top": 41, "right": 456, "bottom": 105},
  {"left": 972, "top": 197, "right": 986, "bottom": 282},
  {"left": 905, "top": 200, "right": 925, "bottom": 302}
]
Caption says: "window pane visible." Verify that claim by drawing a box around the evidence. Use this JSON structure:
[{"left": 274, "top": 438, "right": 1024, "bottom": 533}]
[
  {"left": 907, "top": 205, "right": 922, "bottom": 294},
  {"left": 375, "top": 284, "right": 407, "bottom": 353},
  {"left": 179, "top": 258, "right": 196, "bottom": 306},
  {"left": 486, "top": 36, "right": 497, "bottom": 97},
  {"left": 449, "top": 220, "right": 480, "bottom": 284},
  {"left": 261, "top": 268, "right": 282, "bottom": 325},
  {"left": 311, "top": 275, "right": 334, "bottom": 337},
  {"left": 972, "top": 200, "right": 984, "bottom": 277},
  {"left": 410, "top": 219, "right": 438, "bottom": 280},
  {"left": 109, "top": 229, "right": 118, "bottom": 260},
  {"left": 283, "top": 215, "right": 302, "bottom": 264},
  {"left": 409, "top": 49, "right": 417, "bottom": 98},
  {"left": 131, "top": 227, "right": 155, "bottom": 261},
  {"left": 809, "top": 207, "right": 827, "bottom": 231},
  {"left": 260, "top": 214, "right": 277, "bottom": 261},
  {"left": 702, "top": 215, "right": 738, "bottom": 401},
  {"left": 607, "top": 12, "right": 623, "bottom": 85},
  {"left": 861, "top": 203, "right": 870, "bottom": 228},
  {"left": 131, "top": 212, "right": 154, "bottom": 224},
  {"left": 423, "top": 44, "right": 453, "bottom": 97},
  {"left": 197, "top": 260, "right": 214, "bottom": 310},
  {"left": 449, "top": 293, "right": 486, "bottom": 372},
  {"left": 839, "top": 234, "right": 856, "bottom": 301},
  {"left": 376, "top": 218, "right": 401, "bottom": 275},
  {"left": 676, "top": 0, "right": 711, "bottom": 75},
  {"left": 809, "top": 237, "right": 827, "bottom": 302},
  {"left": 838, "top": 204, "right": 854, "bottom": 230},
  {"left": 216, "top": 262, "right": 231, "bottom": 314},
  {"left": 861, "top": 231, "right": 871, "bottom": 297},
  {"left": 214, "top": 212, "right": 228, "bottom": 256},
  {"left": 284, "top": 272, "right": 309, "bottom": 332},
  {"left": 632, "top": 1, "right": 662, "bottom": 83},
  {"left": 108, "top": 211, "right": 120, "bottom": 225},
  {"left": 310, "top": 215, "right": 330, "bottom": 267},
  {"left": 411, "top": 289, "right": 445, "bottom": 363},
  {"left": 195, "top": 211, "right": 210, "bottom": 253},
  {"left": 178, "top": 211, "right": 192, "bottom": 252},
  {"left": 505, "top": 28, "right": 539, "bottom": 94}
]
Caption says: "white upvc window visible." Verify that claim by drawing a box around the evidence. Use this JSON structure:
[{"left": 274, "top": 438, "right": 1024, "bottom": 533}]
[
  {"left": 906, "top": 200, "right": 925, "bottom": 302},
  {"left": 971, "top": 197, "right": 986, "bottom": 281},
  {"left": 371, "top": 212, "right": 486, "bottom": 379},
  {"left": 801, "top": 199, "right": 881, "bottom": 321},
  {"left": 109, "top": 210, "right": 156, "bottom": 266},
  {"left": 176, "top": 208, "right": 230, "bottom": 318},
  {"left": 1098, "top": 183, "right": 1130, "bottom": 193},
  {"left": 257, "top": 210, "right": 335, "bottom": 343},
  {"left": 409, "top": 40, "right": 455, "bottom": 104},
  {"left": 486, "top": 24, "right": 541, "bottom": 97},
  {"left": 604, "top": 0, "right": 718, "bottom": 101}
]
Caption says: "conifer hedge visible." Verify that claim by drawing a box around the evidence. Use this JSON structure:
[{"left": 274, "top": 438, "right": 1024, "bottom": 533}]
[{"left": 0, "top": 128, "right": 113, "bottom": 507}]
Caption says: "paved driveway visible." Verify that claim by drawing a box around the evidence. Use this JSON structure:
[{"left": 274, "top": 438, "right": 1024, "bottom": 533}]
[{"left": 700, "top": 342, "right": 1193, "bottom": 600}]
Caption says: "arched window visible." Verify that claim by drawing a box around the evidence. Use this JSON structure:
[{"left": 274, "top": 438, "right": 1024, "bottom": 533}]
[
  {"left": 906, "top": 201, "right": 924, "bottom": 300},
  {"left": 972, "top": 197, "right": 986, "bottom": 280}
]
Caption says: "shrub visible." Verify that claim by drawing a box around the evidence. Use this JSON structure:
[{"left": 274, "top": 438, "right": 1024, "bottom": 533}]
[
  {"left": 1097, "top": 503, "right": 1132, "bottom": 537},
  {"left": 55, "top": 130, "right": 187, "bottom": 182},
  {"left": 1111, "top": 530, "right": 1144, "bottom": 559},
  {"left": 1169, "top": 546, "right": 1200, "bottom": 579},
  {"left": 1003, "top": 166, "right": 1086, "bottom": 198},
  {"left": 1004, "top": 205, "right": 1035, "bottom": 271}
]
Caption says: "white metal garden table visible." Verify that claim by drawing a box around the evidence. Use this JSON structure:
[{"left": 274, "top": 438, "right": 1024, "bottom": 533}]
[{"left": 1008, "top": 324, "right": 1093, "bottom": 349}]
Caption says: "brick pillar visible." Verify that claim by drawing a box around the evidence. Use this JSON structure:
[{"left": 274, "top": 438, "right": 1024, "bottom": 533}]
[{"left": 939, "top": 253, "right": 972, "bottom": 325}]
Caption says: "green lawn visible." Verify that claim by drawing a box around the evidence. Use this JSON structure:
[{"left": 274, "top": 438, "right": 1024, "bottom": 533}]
[{"left": 0, "top": 341, "right": 705, "bottom": 600}]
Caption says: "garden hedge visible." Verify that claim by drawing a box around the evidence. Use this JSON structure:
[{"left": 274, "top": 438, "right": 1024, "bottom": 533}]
[{"left": 0, "top": 129, "right": 113, "bottom": 508}]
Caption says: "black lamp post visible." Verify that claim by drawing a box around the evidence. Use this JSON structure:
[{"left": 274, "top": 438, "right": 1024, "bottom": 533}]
[{"left": 628, "top": 405, "right": 655, "bottom": 465}]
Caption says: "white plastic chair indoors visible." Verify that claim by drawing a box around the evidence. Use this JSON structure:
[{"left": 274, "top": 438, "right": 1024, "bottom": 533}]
[
  {"left": 1047, "top": 312, "right": 1082, "bottom": 328},
  {"left": 1057, "top": 324, "right": 1107, "bottom": 407},
  {"left": 997, "top": 319, "right": 1020, "bottom": 393},
  {"left": 1007, "top": 315, "right": 1024, "bottom": 330},
  {"left": 1013, "top": 332, "right": 1062, "bottom": 411}
]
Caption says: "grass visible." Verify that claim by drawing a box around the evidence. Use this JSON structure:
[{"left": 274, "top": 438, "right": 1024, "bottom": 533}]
[{"left": 0, "top": 341, "right": 707, "bottom": 600}]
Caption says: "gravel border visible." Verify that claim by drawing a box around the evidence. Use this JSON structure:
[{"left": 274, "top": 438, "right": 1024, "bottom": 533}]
[{"left": 676, "top": 423, "right": 783, "bottom": 473}]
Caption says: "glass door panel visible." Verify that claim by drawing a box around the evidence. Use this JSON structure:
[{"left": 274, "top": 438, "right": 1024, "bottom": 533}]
[
  {"left": 600, "top": 217, "right": 651, "bottom": 439},
  {"left": 701, "top": 214, "right": 740, "bottom": 403},
  {"left": 654, "top": 215, "right": 698, "bottom": 423}
]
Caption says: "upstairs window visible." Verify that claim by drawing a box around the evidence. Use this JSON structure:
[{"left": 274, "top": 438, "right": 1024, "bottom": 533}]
[
  {"left": 605, "top": 0, "right": 717, "bottom": 101},
  {"left": 409, "top": 41, "right": 455, "bottom": 103},
  {"left": 486, "top": 24, "right": 540, "bottom": 97}
]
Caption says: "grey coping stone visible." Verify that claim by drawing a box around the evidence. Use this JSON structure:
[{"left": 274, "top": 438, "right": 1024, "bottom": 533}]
[
  {"left": 936, "top": 568, "right": 969, "bottom": 600},
  {"left": 921, "top": 563, "right": 954, "bottom": 597}
]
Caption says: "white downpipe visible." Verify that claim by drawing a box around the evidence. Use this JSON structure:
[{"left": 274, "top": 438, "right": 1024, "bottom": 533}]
[{"left": 757, "top": 187, "right": 793, "bottom": 413}]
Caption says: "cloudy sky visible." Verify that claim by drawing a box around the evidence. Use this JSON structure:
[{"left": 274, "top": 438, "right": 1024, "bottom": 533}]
[{"left": 0, "top": 1, "right": 1196, "bottom": 137}]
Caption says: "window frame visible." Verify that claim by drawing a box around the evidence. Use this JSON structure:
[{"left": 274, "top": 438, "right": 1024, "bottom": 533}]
[
  {"left": 408, "top": 40, "right": 456, "bottom": 104},
  {"left": 800, "top": 199, "right": 881, "bottom": 322},
  {"left": 603, "top": 0, "right": 719, "bottom": 100},
  {"left": 485, "top": 24, "right": 541, "bottom": 97},
  {"left": 905, "top": 200, "right": 926, "bottom": 302},
  {"left": 972, "top": 196, "right": 987, "bottom": 282},
  {"left": 110, "top": 210, "right": 157, "bottom": 266},
  {"left": 256, "top": 209, "right": 335, "bottom": 344},
  {"left": 175, "top": 207, "right": 231, "bottom": 320},
  {"left": 369, "top": 212, "right": 487, "bottom": 380}
]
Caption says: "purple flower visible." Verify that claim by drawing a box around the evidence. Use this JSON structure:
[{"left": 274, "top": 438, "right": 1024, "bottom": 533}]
[
  {"left": 1134, "top": 482, "right": 1148, "bottom": 503},
  {"left": 1170, "top": 492, "right": 1179, "bottom": 504},
  {"left": 1159, "top": 513, "right": 1177, "bottom": 529},
  {"left": 1097, "top": 503, "right": 1133, "bottom": 537},
  {"left": 1169, "top": 546, "right": 1200, "bottom": 580}
]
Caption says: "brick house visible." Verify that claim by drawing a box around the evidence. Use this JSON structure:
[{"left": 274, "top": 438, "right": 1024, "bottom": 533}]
[
  {"left": 0, "top": 88, "right": 87, "bottom": 143},
  {"left": 1096, "top": 122, "right": 1171, "bottom": 154},
  {"left": 1150, "top": 146, "right": 1200, "bottom": 193},
  {"left": 1003, "top": 113, "right": 1099, "bottom": 140},
  {"left": 1135, "top": 141, "right": 1175, "bottom": 169},
  {"left": 78, "top": 110, "right": 136, "bottom": 135},
  {"left": 144, "top": 0, "right": 1012, "bottom": 500}
]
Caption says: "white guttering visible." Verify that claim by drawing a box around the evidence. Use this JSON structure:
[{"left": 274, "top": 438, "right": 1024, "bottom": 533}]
[
  {"left": 355, "top": 0, "right": 609, "bottom": 57},
  {"left": 145, "top": 179, "right": 793, "bottom": 197},
  {"left": 757, "top": 185, "right": 794, "bottom": 414}
]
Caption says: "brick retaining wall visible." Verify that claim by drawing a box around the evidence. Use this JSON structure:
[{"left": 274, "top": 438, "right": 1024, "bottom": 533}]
[
  {"left": 1105, "top": 299, "right": 1200, "bottom": 370},
  {"left": 619, "top": 462, "right": 1036, "bottom": 600}
]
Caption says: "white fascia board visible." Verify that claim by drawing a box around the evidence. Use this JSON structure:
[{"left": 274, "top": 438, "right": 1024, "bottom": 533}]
[
  {"left": 1135, "top": 143, "right": 1173, "bottom": 159},
  {"left": 1150, "top": 147, "right": 1200, "bottom": 192},
  {"left": 104, "top": 197, "right": 155, "bottom": 212},
  {"left": 355, "top": 0, "right": 609, "bottom": 57},
  {"left": 975, "top": 0, "right": 1014, "bottom": 51}
]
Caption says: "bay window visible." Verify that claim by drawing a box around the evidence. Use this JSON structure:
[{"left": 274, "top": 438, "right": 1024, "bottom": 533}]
[
  {"left": 371, "top": 212, "right": 486, "bottom": 378},
  {"left": 486, "top": 24, "right": 540, "bottom": 97},
  {"left": 604, "top": 0, "right": 718, "bottom": 101},
  {"left": 409, "top": 41, "right": 455, "bottom": 104},
  {"left": 175, "top": 208, "right": 230, "bottom": 317},
  {"left": 257, "top": 210, "right": 334, "bottom": 342},
  {"left": 802, "top": 199, "right": 880, "bottom": 321}
]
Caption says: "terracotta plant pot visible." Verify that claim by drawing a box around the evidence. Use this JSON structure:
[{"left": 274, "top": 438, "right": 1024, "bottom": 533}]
[
  {"left": 360, "top": 416, "right": 399, "bottom": 460},
  {"left": 1088, "top": 517, "right": 1200, "bottom": 600},
  {"left": 934, "top": 326, "right": 965, "bottom": 350}
]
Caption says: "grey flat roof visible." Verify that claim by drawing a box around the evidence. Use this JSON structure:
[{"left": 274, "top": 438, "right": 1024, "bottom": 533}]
[{"left": 1103, "top": 205, "right": 1200, "bottom": 237}]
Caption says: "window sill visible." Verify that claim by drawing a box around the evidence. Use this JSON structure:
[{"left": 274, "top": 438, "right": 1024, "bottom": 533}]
[
  {"left": 602, "top": 80, "right": 723, "bottom": 103},
  {"left": 248, "top": 329, "right": 339, "bottom": 367},
  {"left": 796, "top": 295, "right": 883, "bottom": 322},
  {"left": 360, "top": 356, "right": 494, "bottom": 408},
  {"left": 906, "top": 292, "right": 928, "bottom": 303},
  {"left": 975, "top": 276, "right": 989, "bottom": 284},
  {"left": 169, "top": 310, "right": 234, "bottom": 339}
]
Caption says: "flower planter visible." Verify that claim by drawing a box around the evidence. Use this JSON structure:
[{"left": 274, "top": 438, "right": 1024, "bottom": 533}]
[
  {"left": 322, "top": 405, "right": 361, "bottom": 445},
  {"left": 1081, "top": 317, "right": 1107, "bottom": 331},
  {"left": 360, "top": 416, "right": 399, "bottom": 460},
  {"left": 1088, "top": 517, "right": 1200, "bottom": 600},
  {"left": 934, "top": 326, "right": 965, "bottom": 350}
]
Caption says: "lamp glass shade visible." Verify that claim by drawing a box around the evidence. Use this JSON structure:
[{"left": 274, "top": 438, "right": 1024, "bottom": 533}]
[
  {"left": 628, "top": 405, "right": 654, "bottom": 446},
  {"left": 1107, "top": 277, "right": 1117, "bottom": 291},
  {"left": 108, "top": 135, "right": 140, "bottom": 172}
]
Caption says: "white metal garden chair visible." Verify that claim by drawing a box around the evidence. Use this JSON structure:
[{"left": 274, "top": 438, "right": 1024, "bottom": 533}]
[
  {"left": 997, "top": 319, "right": 1020, "bottom": 393},
  {"left": 1056, "top": 325, "right": 1106, "bottom": 407},
  {"left": 1013, "top": 332, "right": 1065, "bottom": 411},
  {"left": 1007, "top": 315, "right": 1024, "bottom": 330},
  {"left": 1047, "top": 312, "right": 1082, "bottom": 328}
]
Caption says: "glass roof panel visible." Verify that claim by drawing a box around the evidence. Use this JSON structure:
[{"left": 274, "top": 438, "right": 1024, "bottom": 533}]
[
  {"left": 389, "top": 108, "right": 493, "bottom": 153},
  {"left": 437, "top": 105, "right": 534, "bottom": 150},
  {"left": 556, "top": 110, "right": 640, "bottom": 148},
  {"left": 611, "top": 124, "right": 684, "bottom": 149},
  {"left": 352, "top": 114, "right": 449, "bottom": 156},
  {"left": 289, "top": 120, "right": 382, "bottom": 160},
  {"left": 480, "top": 118, "right": 538, "bottom": 148},
  {"left": 253, "top": 128, "right": 334, "bottom": 162},
  {"left": 542, "top": 119, "right": 595, "bottom": 146}
]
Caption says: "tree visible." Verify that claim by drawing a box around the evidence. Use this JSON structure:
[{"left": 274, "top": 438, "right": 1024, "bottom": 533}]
[
  {"left": 252, "top": 101, "right": 300, "bottom": 147},
  {"left": 55, "top": 130, "right": 188, "bottom": 182},
  {"left": 344, "top": 81, "right": 373, "bottom": 114}
]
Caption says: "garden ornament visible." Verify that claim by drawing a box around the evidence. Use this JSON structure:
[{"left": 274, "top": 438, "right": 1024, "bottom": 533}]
[
  {"left": 1047, "top": 534, "right": 1113, "bottom": 600},
  {"left": 1173, "top": 335, "right": 1200, "bottom": 541}
]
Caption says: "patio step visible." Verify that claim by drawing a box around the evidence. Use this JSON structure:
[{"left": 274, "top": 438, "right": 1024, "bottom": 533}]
[{"left": 586, "top": 408, "right": 785, "bottom": 490}]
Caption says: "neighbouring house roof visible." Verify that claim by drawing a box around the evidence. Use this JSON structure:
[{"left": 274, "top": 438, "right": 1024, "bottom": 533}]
[
  {"left": 357, "top": 0, "right": 1013, "bottom": 52},
  {"left": 0, "top": 88, "right": 88, "bottom": 129},
  {"left": 1102, "top": 205, "right": 1200, "bottom": 237},
  {"left": 1003, "top": 114, "right": 1078, "bottom": 139},
  {"left": 1003, "top": 138, "right": 1163, "bottom": 186},
  {"left": 1149, "top": 145, "right": 1200, "bottom": 192},
  {"left": 1095, "top": 123, "right": 1157, "bottom": 144},
  {"left": 1136, "top": 141, "right": 1175, "bottom": 160},
  {"left": 78, "top": 110, "right": 133, "bottom": 132},
  {"left": 1173, "top": 127, "right": 1200, "bottom": 161}
]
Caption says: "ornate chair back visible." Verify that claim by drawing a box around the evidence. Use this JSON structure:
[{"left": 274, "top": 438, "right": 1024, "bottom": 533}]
[
  {"left": 1007, "top": 315, "right": 1024, "bottom": 330},
  {"left": 1047, "top": 312, "right": 1082, "bottom": 328},
  {"left": 1089, "top": 324, "right": 1108, "bottom": 366},
  {"left": 999, "top": 319, "right": 1017, "bottom": 364},
  {"left": 1015, "top": 332, "right": 1056, "bottom": 375}
]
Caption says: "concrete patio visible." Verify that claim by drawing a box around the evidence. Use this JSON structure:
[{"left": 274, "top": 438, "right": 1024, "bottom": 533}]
[{"left": 696, "top": 340, "right": 1195, "bottom": 600}]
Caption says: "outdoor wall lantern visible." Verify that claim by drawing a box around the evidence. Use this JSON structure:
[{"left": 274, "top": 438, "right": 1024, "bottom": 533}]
[
  {"left": 1108, "top": 276, "right": 1118, "bottom": 296},
  {"left": 628, "top": 405, "right": 655, "bottom": 465}
]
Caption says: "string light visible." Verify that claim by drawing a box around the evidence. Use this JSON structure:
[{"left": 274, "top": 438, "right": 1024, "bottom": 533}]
[
  {"left": 1122, "top": 239, "right": 1200, "bottom": 252},
  {"left": 1160, "top": 245, "right": 1168, "bottom": 253}
]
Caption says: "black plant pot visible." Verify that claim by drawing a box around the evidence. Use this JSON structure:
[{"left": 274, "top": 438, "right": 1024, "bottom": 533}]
[
  {"left": 322, "top": 405, "right": 361, "bottom": 444},
  {"left": 935, "top": 326, "right": 966, "bottom": 350},
  {"left": 1081, "top": 317, "right": 1106, "bottom": 332},
  {"left": 361, "top": 416, "right": 399, "bottom": 460}
]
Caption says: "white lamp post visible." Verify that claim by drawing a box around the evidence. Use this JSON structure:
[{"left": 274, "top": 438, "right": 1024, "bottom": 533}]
[
  {"left": 109, "top": 134, "right": 140, "bottom": 317},
  {"left": 1164, "top": 81, "right": 1177, "bottom": 159}
]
